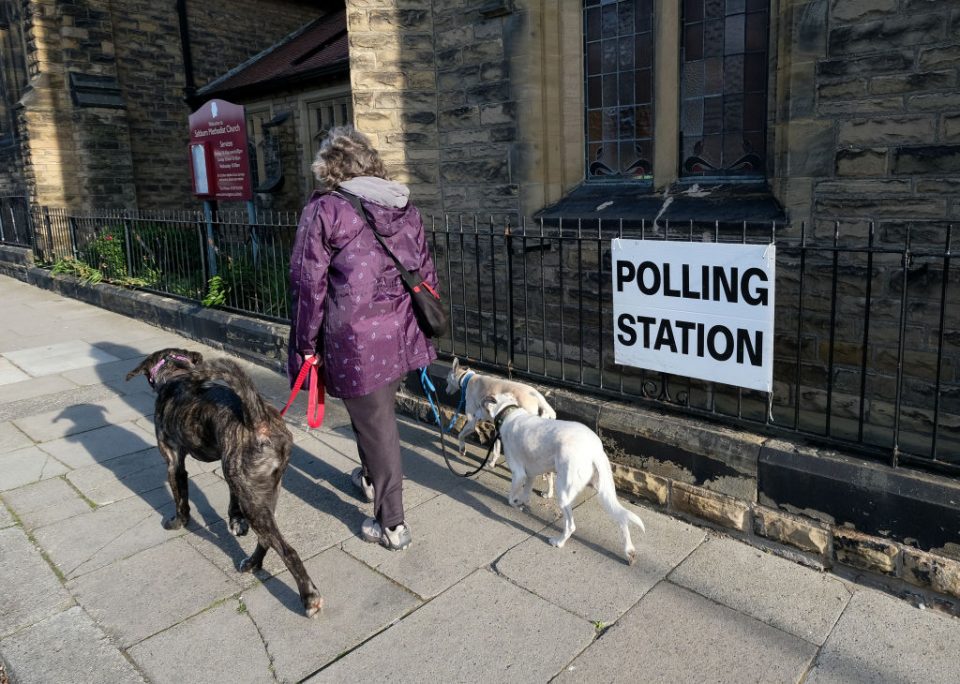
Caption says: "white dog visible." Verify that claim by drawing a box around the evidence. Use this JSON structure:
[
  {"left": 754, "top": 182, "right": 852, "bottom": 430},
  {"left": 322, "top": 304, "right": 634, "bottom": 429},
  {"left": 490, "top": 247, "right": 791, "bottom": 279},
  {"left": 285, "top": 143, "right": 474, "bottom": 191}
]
[
  {"left": 445, "top": 358, "right": 555, "bottom": 497},
  {"left": 481, "top": 393, "right": 646, "bottom": 564}
]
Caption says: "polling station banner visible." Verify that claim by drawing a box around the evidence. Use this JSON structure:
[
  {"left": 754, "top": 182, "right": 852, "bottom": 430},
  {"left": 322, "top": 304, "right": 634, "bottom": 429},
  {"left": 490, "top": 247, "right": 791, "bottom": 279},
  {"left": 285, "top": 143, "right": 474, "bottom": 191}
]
[{"left": 612, "top": 240, "right": 776, "bottom": 393}]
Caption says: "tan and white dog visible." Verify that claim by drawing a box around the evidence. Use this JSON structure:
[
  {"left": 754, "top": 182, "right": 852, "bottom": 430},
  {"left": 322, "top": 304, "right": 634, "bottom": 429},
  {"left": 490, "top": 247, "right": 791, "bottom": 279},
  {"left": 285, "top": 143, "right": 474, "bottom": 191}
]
[
  {"left": 480, "top": 393, "right": 646, "bottom": 565},
  {"left": 445, "top": 358, "right": 555, "bottom": 497}
]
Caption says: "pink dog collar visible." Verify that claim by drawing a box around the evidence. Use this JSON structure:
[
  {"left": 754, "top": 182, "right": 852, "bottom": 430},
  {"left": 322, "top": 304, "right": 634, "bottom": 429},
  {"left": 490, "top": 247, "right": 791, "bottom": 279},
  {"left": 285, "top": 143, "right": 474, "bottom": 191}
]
[{"left": 147, "top": 354, "right": 191, "bottom": 386}]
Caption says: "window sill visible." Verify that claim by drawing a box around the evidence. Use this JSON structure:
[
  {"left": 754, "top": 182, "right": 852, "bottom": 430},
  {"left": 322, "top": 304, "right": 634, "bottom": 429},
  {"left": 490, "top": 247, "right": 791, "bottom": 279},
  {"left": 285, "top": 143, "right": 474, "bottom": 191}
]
[{"left": 534, "top": 181, "right": 784, "bottom": 226}]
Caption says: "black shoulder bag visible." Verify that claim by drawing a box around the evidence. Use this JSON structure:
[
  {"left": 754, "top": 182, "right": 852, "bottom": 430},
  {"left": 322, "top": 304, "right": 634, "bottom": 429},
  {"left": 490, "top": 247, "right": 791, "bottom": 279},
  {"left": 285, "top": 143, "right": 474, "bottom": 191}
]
[{"left": 337, "top": 189, "right": 449, "bottom": 338}]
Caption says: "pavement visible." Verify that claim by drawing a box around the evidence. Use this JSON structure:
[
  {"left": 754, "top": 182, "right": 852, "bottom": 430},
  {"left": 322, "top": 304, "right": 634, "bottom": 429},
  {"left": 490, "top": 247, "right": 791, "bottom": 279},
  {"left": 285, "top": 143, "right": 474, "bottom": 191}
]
[{"left": 1, "top": 274, "right": 959, "bottom": 684}]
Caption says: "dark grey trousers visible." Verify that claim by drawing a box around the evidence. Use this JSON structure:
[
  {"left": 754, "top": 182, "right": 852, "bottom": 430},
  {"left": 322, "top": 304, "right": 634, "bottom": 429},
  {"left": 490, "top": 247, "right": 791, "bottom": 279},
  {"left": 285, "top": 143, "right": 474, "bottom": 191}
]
[{"left": 342, "top": 378, "right": 405, "bottom": 529}]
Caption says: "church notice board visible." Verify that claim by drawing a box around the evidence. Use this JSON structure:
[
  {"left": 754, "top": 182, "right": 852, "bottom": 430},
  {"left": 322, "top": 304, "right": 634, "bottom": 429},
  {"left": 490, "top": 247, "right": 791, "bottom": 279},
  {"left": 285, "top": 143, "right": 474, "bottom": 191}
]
[{"left": 188, "top": 99, "right": 252, "bottom": 201}]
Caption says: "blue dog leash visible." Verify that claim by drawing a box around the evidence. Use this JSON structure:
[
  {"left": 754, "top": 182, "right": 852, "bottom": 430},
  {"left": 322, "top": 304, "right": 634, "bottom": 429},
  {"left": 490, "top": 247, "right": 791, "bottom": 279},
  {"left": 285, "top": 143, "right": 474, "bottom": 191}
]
[
  {"left": 419, "top": 368, "right": 473, "bottom": 433},
  {"left": 419, "top": 368, "right": 442, "bottom": 425},
  {"left": 419, "top": 367, "right": 491, "bottom": 478}
]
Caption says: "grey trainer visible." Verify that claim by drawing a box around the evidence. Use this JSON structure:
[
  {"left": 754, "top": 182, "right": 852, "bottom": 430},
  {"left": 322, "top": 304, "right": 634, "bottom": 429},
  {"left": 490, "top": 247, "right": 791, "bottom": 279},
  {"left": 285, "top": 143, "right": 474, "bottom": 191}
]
[
  {"left": 351, "top": 467, "right": 374, "bottom": 502},
  {"left": 360, "top": 517, "right": 412, "bottom": 550}
]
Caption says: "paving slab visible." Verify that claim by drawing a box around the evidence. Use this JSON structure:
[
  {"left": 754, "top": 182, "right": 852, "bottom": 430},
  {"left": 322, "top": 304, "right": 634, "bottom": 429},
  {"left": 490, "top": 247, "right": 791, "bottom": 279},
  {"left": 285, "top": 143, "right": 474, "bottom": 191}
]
[
  {"left": 155, "top": 471, "right": 233, "bottom": 528},
  {"left": 0, "top": 607, "right": 144, "bottom": 684},
  {"left": 132, "top": 416, "right": 156, "bottom": 435},
  {"left": 0, "top": 499, "right": 13, "bottom": 529},
  {"left": 0, "top": 374, "right": 77, "bottom": 404},
  {"left": 290, "top": 436, "right": 441, "bottom": 518},
  {"left": 0, "top": 381, "right": 127, "bottom": 423},
  {"left": 806, "top": 589, "right": 960, "bottom": 684},
  {"left": 11, "top": 392, "right": 155, "bottom": 442},
  {"left": 0, "top": 422, "right": 32, "bottom": 452},
  {"left": 127, "top": 600, "right": 272, "bottom": 684},
  {"left": 73, "top": 456, "right": 224, "bottom": 511},
  {"left": 0, "top": 332, "right": 61, "bottom": 355},
  {"left": 3, "top": 340, "right": 120, "bottom": 376},
  {"left": 61, "top": 357, "right": 154, "bottom": 387},
  {"left": 497, "top": 502, "right": 706, "bottom": 624},
  {"left": 342, "top": 488, "right": 549, "bottom": 599},
  {"left": 68, "top": 537, "right": 238, "bottom": 648},
  {"left": 18, "top": 297, "right": 113, "bottom": 322},
  {"left": 2, "top": 476, "right": 93, "bottom": 531},
  {"left": 556, "top": 582, "right": 817, "bottom": 683},
  {"left": 0, "top": 445, "right": 70, "bottom": 491},
  {"left": 90, "top": 332, "right": 206, "bottom": 361},
  {"left": 32, "top": 495, "right": 185, "bottom": 579},
  {"left": 38, "top": 422, "right": 156, "bottom": 469},
  {"left": 0, "top": 358, "right": 30, "bottom": 386},
  {"left": 182, "top": 520, "right": 262, "bottom": 589},
  {"left": 184, "top": 445, "right": 439, "bottom": 586},
  {"left": 178, "top": 438, "right": 374, "bottom": 582},
  {"left": 65, "top": 447, "right": 168, "bottom": 506},
  {"left": 309, "top": 568, "right": 594, "bottom": 683},
  {"left": 0, "top": 527, "right": 74, "bottom": 638},
  {"left": 187, "top": 468, "right": 363, "bottom": 580},
  {"left": 242, "top": 546, "right": 422, "bottom": 683},
  {"left": 670, "top": 536, "right": 852, "bottom": 645}
]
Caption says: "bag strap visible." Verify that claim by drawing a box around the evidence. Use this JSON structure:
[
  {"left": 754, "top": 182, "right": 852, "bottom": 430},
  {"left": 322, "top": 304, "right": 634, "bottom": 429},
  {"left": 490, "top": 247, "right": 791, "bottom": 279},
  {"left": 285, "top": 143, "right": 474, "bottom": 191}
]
[{"left": 335, "top": 188, "right": 421, "bottom": 291}]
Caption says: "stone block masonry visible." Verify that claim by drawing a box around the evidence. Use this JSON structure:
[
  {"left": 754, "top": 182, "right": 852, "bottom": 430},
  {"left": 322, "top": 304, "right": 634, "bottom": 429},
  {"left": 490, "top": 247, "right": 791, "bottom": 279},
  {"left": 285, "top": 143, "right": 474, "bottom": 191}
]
[
  {"left": 345, "top": 1, "right": 583, "bottom": 218},
  {"left": 112, "top": 0, "right": 318, "bottom": 208},
  {"left": 777, "top": 0, "right": 960, "bottom": 231},
  {"left": 10, "top": 0, "right": 321, "bottom": 210},
  {"left": 346, "top": 0, "right": 525, "bottom": 216}
]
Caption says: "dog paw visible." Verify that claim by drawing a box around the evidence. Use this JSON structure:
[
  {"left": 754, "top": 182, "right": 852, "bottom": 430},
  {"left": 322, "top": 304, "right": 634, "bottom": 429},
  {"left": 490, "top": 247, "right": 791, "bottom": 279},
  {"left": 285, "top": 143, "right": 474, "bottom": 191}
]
[
  {"left": 239, "top": 556, "right": 262, "bottom": 573},
  {"left": 626, "top": 549, "right": 637, "bottom": 566},
  {"left": 229, "top": 517, "right": 249, "bottom": 536},
  {"left": 548, "top": 536, "right": 566, "bottom": 548},
  {"left": 162, "top": 515, "right": 187, "bottom": 530},
  {"left": 304, "top": 593, "right": 324, "bottom": 618},
  {"left": 509, "top": 497, "right": 523, "bottom": 508}
]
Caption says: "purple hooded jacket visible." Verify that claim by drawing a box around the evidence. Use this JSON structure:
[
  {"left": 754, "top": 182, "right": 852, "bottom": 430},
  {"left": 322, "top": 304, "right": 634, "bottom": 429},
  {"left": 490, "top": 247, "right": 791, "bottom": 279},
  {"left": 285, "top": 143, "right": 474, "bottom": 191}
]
[{"left": 287, "top": 184, "right": 438, "bottom": 399}]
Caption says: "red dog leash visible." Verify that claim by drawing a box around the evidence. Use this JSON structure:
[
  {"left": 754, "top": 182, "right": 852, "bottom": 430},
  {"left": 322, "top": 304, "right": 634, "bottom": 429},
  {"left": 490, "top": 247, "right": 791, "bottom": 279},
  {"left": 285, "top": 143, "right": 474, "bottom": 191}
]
[{"left": 279, "top": 357, "right": 325, "bottom": 428}]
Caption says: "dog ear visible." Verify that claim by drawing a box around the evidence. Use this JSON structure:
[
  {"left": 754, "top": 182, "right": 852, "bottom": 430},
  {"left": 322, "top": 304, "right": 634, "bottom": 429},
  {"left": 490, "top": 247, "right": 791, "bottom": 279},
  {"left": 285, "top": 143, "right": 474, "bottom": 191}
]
[
  {"left": 125, "top": 358, "right": 151, "bottom": 381},
  {"left": 188, "top": 351, "right": 203, "bottom": 365},
  {"left": 452, "top": 357, "right": 459, "bottom": 372},
  {"left": 480, "top": 394, "right": 496, "bottom": 410}
]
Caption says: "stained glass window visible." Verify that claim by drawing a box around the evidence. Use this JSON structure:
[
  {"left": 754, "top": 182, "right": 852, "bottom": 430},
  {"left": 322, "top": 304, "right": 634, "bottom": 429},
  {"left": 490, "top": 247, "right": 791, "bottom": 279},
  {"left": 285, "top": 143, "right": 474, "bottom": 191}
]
[
  {"left": 583, "top": 0, "right": 654, "bottom": 182},
  {"left": 680, "top": 0, "right": 768, "bottom": 177}
]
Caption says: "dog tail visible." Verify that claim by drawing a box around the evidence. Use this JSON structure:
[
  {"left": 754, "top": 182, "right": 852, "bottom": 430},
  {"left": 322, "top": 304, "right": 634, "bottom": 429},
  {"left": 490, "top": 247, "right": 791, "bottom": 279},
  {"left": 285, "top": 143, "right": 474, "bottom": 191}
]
[
  {"left": 202, "top": 358, "right": 274, "bottom": 428},
  {"left": 592, "top": 453, "right": 646, "bottom": 534},
  {"left": 536, "top": 393, "right": 556, "bottom": 420}
]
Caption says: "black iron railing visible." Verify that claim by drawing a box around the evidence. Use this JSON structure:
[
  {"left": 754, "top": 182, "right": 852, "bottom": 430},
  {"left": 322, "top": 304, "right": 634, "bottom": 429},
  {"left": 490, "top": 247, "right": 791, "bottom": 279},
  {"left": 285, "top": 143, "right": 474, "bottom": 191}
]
[
  {"left": 426, "top": 217, "right": 958, "bottom": 475},
  {"left": 27, "top": 206, "right": 299, "bottom": 321},
  {"left": 7, "top": 203, "right": 958, "bottom": 474}
]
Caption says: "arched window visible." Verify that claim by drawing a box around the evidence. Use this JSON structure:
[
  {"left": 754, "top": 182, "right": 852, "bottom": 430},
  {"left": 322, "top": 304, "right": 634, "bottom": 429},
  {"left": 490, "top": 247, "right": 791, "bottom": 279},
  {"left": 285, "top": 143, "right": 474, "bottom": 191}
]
[
  {"left": 680, "top": 0, "right": 769, "bottom": 177},
  {"left": 583, "top": 0, "right": 654, "bottom": 182},
  {"left": 581, "top": 0, "right": 770, "bottom": 187},
  {"left": 0, "top": 1, "right": 29, "bottom": 146}
]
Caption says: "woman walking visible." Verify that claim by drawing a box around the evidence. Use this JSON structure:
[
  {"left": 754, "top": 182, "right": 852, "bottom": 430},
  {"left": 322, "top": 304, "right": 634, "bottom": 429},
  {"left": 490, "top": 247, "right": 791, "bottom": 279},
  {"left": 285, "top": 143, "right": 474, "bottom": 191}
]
[{"left": 288, "top": 126, "right": 439, "bottom": 550}]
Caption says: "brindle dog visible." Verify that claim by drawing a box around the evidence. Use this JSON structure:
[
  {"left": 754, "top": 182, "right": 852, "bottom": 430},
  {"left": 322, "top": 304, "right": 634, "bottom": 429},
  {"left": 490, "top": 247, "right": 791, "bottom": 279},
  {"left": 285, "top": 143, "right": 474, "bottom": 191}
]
[{"left": 127, "top": 348, "right": 323, "bottom": 618}]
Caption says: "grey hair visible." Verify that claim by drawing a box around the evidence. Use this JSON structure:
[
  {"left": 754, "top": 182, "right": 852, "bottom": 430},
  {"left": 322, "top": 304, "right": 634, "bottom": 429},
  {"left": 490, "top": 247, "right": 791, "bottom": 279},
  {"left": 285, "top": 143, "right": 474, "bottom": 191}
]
[{"left": 311, "top": 125, "right": 389, "bottom": 189}]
